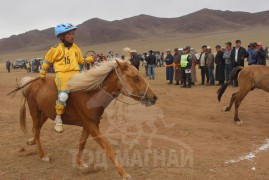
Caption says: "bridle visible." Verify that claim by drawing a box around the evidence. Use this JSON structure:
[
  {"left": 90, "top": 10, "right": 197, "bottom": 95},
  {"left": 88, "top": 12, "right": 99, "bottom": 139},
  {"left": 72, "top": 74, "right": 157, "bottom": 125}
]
[{"left": 99, "top": 67, "right": 150, "bottom": 105}]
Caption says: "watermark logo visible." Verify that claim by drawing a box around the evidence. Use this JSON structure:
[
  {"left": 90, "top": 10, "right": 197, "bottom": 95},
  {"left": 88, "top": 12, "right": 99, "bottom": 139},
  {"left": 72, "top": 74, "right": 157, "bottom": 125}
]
[{"left": 70, "top": 100, "right": 193, "bottom": 170}]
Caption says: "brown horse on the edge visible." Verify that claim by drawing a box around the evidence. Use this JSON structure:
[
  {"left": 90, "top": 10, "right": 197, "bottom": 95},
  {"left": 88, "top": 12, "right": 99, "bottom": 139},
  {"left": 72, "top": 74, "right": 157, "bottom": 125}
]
[
  {"left": 12, "top": 60, "right": 157, "bottom": 180},
  {"left": 217, "top": 65, "right": 269, "bottom": 125}
]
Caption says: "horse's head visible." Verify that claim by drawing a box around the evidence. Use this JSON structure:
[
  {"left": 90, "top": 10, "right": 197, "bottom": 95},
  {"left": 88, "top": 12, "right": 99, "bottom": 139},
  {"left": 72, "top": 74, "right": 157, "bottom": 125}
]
[{"left": 115, "top": 60, "right": 158, "bottom": 106}]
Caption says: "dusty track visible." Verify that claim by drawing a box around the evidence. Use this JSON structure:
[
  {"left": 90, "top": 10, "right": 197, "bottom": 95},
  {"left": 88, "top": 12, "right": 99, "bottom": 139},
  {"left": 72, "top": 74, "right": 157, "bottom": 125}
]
[{"left": 1, "top": 66, "right": 269, "bottom": 180}]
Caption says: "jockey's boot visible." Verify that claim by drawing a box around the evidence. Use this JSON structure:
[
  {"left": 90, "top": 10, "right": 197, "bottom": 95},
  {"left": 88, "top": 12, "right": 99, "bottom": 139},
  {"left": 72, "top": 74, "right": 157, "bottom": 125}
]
[{"left": 54, "top": 114, "right": 64, "bottom": 133}]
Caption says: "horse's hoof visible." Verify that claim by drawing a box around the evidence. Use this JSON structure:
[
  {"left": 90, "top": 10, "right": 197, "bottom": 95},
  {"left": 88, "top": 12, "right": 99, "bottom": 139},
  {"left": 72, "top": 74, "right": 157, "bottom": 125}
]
[
  {"left": 123, "top": 174, "right": 132, "bottom": 180},
  {"left": 76, "top": 162, "right": 89, "bottom": 170},
  {"left": 222, "top": 106, "right": 230, "bottom": 112},
  {"left": 41, "top": 155, "right": 50, "bottom": 162},
  {"left": 27, "top": 138, "right": 36, "bottom": 145},
  {"left": 235, "top": 121, "right": 243, "bottom": 126}
]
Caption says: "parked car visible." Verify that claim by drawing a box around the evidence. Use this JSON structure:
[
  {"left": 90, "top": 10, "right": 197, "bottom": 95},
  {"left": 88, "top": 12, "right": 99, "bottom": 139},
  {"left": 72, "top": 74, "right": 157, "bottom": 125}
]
[{"left": 13, "top": 59, "right": 27, "bottom": 69}]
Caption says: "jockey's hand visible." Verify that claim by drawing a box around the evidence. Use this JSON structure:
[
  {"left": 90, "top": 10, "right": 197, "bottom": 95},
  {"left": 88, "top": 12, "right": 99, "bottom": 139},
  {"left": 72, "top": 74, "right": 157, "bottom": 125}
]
[{"left": 40, "top": 69, "right": 46, "bottom": 80}]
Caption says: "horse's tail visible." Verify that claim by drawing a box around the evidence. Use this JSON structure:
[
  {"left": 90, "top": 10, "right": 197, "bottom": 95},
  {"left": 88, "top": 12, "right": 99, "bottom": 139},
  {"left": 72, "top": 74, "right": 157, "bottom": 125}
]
[
  {"left": 217, "top": 66, "right": 243, "bottom": 102},
  {"left": 19, "top": 77, "right": 36, "bottom": 134},
  {"left": 20, "top": 95, "right": 27, "bottom": 134}
]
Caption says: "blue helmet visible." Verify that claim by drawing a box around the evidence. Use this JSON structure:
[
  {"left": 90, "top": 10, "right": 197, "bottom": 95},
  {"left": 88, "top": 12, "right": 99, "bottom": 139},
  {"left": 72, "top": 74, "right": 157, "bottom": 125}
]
[{"left": 55, "top": 23, "right": 77, "bottom": 37}]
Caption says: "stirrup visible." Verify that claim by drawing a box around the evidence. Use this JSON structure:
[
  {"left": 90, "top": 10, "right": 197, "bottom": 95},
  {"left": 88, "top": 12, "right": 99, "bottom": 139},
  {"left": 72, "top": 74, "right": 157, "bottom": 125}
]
[{"left": 54, "top": 121, "right": 64, "bottom": 133}]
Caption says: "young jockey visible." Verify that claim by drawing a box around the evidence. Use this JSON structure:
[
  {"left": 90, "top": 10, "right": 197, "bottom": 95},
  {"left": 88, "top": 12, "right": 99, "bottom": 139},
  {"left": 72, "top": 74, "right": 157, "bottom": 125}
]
[{"left": 40, "top": 23, "right": 94, "bottom": 133}]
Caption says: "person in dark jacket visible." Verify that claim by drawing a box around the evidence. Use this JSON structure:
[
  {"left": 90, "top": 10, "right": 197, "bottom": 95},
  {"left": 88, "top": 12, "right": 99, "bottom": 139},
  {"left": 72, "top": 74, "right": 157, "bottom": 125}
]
[
  {"left": 146, "top": 50, "right": 157, "bottom": 80},
  {"left": 173, "top": 48, "right": 181, "bottom": 85},
  {"left": 6, "top": 60, "right": 11, "bottom": 73},
  {"left": 198, "top": 45, "right": 209, "bottom": 85},
  {"left": 257, "top": 42, "right": 267, "bottom": 65},
  {"left": 130, "top": 50, "right": 140, "bottom": 70},
  {"left": 180, "top": 47, "right": 192, "bottom": 88},
  {"left": 214, "top": 45, "right": 225, "bottom": 85},
  {"left": 164, "top": 49, "right": 174, "bottom": 84},
  {"left": 231, "top": 40, "right": 248, "bottom": 67}
]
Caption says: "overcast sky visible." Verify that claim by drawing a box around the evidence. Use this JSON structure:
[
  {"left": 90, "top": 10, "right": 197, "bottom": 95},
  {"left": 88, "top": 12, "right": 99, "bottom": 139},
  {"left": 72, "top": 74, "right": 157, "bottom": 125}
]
[{"left": 1, "top": 0, "right": 268, "bottom": 39}]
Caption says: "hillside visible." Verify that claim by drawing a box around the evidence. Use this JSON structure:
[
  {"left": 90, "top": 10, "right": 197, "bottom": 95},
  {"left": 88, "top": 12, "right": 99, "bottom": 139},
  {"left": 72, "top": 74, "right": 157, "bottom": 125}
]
[{"left": 1, "top": 8, "right": 269, "bottom": 53}]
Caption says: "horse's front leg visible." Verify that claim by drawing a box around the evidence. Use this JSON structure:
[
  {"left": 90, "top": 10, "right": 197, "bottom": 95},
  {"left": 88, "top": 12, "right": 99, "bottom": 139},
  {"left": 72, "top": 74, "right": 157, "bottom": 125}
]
[
  {"left": 87, "top": 124, "right": 131, "bottom": 180},
  {"left": 76, "top": 127, "right": 89, "bottom": 169}
]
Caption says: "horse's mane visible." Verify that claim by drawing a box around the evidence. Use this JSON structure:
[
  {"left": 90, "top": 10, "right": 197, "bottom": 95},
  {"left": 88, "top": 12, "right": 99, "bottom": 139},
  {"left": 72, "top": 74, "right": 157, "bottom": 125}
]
[{"left": 68, "top": 60, "right": 119, "bottom": 92}]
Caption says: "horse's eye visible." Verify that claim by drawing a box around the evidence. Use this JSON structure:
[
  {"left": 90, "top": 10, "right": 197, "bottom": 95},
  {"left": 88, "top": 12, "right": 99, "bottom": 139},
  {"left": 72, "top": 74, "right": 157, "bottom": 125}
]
[{"left": 133, "top": 76, "right": 140, "bottom": 83}]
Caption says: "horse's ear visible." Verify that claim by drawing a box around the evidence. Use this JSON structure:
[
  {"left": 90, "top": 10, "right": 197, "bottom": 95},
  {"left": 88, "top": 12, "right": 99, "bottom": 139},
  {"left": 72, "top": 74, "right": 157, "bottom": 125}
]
[{"left": 116, "top": 60, "right": 128, "bottom": 71}]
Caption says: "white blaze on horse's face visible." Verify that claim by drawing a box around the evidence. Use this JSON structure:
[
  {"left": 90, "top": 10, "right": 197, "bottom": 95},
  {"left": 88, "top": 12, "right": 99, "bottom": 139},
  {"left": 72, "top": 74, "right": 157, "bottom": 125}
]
[{"left": 116, "top": 61, "right": 157, "bottom": 106}]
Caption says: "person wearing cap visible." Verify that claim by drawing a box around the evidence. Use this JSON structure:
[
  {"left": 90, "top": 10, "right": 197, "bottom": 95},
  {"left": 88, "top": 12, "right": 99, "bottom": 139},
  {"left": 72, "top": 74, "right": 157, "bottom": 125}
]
[
  {"left": 247, "top": 43, "right": 258, "bottom": 65},
  {"left": 186, "top": 46, "right": 197, "bottom": 85},
  {"left": 173, "top": 48, "right": 182, "bottom": 85},
  {"left": 214, "top": 45, "right": 225, "bottom": 85},
  {"left": 231, "top": 40, "right": 247, "bottom": 67},
  {"left": 257, "top": 42, "right": 267, "bottom": 65},
  {"left": 205, "top": 46, "right": 215, "bottom": 85},
  {"left": 40, "top": 23, "right": 94, "bottom": 133},
  {"left": 223, "top": 42, "right": 233, "bottom": 84},
  {"left": 198, "top": 45, "right": 209, "bottom": 85},
  {"left": 130, "top": 50, "right": 140, "bottom": 70},
  {"left": 146, "top": 50, "right": 156, "bottom": 80},
  {"left": 164, "top": 49, "right": 174, "bottom": 84},
  {"left": 180, "top": 47, "right": 192, "bottom": 88}
]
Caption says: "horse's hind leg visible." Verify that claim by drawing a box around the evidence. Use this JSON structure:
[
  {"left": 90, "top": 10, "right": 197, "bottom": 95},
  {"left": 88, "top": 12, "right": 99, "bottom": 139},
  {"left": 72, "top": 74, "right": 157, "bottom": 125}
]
[
  {"left": 29, "top": 108, "right": 49, "bottom": 161},
  {"left": 87, "top": 124, "right": 131, "bottom": 180},
  {"left": 76, "top": 127, "right": 89, "bottom": 169},
  {"left": 234, "top": 90, "right": 250, "bottom": 125},
  {"left": 222, "top": 92, "right": 239, "bottom": 112}
]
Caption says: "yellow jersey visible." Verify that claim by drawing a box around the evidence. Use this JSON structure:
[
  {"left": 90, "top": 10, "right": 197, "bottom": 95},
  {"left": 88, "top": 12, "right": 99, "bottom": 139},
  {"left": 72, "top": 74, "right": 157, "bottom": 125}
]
[{"left": 43, "top": 42, "right": 93, "bottom": 72}]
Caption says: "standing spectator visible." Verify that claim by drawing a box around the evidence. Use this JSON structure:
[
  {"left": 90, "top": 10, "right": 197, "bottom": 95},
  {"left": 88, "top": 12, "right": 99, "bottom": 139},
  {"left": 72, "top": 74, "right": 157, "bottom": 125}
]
[
  {"left": 6, "top": 60, "right": 11, "bottom": 73},
  {"left": 223, "top": 42, "right": 233, "bottom": 83},
  {"left": 247, "top": 43, "right": 258, "bottom": 65},
  {"left": 142, "top": 53, "right": 148, "bottom": 76},
  {"left": 215, "top": 45, "right": 225, "bottom": 85},
  {"left": 26, "top": 62, "right": 31, "bottom": 73},
  {"left": 130, "top": 50, "right": 140, "bottom": 70},
  {"left": 265, "top": 46, "right": 268, "bottom": 59},
  {"left": 146, "top": 50, "right": 156, "bottom": 80},
  {"left": 198, "top": 45, "right": 209, "bottom": 85},
  {"left": 164, "top": 49, "right": 174, "bottom": 84},
  {"left": 173, "top": 48, "right": 181, "bottom": 85},
  {"left": 231, "top": 40, "right": 248, "bottom": 67},
  {"left": 186, "top": 46, "right": 197, "bottom": 85},
  {"left": 160, "top": 52, "right": 165, "bottom": 67},
  {"left": 180, "top": 47, "right": 192, "bottom": 88},
  {"left": 156, "top": 53, "right": 161, "bottom": 67},
  {"left": 257, "top": 42, "right": 267, "bottom": 65},
  {"left": 206, "top": 46, "right": 215, "bottom": 86}
]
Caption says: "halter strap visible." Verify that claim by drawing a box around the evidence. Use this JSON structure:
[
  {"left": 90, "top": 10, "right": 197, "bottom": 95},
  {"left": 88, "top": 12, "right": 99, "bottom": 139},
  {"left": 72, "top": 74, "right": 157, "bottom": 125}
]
[
  {"left": 114, "top": 67, "right": 149, "bottom": 101},
  {"left": 98, "top": 67, "right": 149, "bottom": 105}
]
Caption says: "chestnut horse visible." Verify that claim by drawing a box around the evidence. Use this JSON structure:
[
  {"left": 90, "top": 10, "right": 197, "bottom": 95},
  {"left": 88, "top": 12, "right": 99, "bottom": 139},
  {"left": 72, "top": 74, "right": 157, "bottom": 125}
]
[
  {"left": 14, "top": 60, "right": 157, "bottom": 179},
  {"left": 217, "top": 65, "right": 269, "bottom": 124}
]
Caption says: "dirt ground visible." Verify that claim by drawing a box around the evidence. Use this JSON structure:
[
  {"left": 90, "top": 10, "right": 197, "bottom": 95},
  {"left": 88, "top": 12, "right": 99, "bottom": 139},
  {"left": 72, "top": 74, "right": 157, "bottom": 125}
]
[{"left": 1, "top": 65, "right": 269, "bottom": 180}]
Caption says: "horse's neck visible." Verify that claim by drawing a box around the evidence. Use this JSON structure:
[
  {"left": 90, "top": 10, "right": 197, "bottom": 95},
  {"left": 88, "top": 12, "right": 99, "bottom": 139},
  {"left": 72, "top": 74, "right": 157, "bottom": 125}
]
[{"left": 86, "top": 70, "right": 120, "bottom": 109}]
